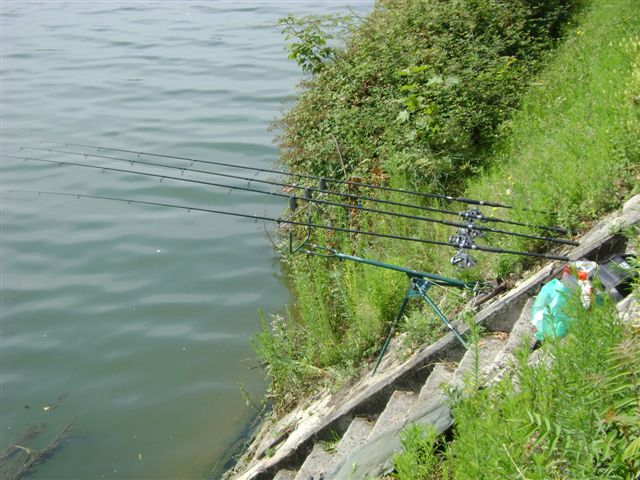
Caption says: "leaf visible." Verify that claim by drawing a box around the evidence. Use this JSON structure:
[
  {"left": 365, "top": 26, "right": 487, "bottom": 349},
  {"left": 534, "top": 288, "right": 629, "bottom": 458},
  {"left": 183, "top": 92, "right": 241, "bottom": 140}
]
[
  {"left": 622, "top": 436, "right": 640, "bottom": 460},
  {"left": 410, "top": 65, "right": 429, "bottom": 73},
  {"left": 611, "top": 413, "right": 639, "bottom": 426},
  {"left": 397, "top": 110, "right": 410, "bottom": 123},
  {"left": 399, "top": 83, "right": 418, "bottom": 92},
  {"left": 405, "top": 95, "right": 420, "bottom": 111}
]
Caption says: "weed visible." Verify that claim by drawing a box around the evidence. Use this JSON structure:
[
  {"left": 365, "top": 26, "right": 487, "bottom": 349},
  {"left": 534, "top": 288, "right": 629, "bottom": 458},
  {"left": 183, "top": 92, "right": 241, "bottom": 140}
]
[
  {"left": 392, "top": 423, "right": 440, "bottom": 479},
  {"left": 320, "top": 430, "right": 342, "bottom": 455}
]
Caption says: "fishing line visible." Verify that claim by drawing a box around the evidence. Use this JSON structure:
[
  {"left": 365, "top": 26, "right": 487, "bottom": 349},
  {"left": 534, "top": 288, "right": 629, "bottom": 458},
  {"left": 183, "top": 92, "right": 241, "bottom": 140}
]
[
  {"left": 8, "top": 152, "right": 577, "bottom": 246},
  {"left": 22, "top": 148, "right": 472, "bottom": 217}
]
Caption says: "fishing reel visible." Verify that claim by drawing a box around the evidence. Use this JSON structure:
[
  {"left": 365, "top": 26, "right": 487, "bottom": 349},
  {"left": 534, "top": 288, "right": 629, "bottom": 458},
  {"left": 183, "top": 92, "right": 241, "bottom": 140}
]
[
  {"left": 451, "top": 250, "right": 477, "bottom": 268},
  {"left": 459, "top": 207, "right": 484, "bottom": 222},
  {"left": 449, "top": 226, "right": 479, "bottom": 268},
  {"left": 449, "top": 227, "right": 477, "bottom": 249}
]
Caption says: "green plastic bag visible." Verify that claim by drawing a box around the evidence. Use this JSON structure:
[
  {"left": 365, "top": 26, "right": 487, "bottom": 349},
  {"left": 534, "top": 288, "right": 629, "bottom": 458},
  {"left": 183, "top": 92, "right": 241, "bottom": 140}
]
[{"left": 531, "top": 279, "right": 572, "bottom": 340}]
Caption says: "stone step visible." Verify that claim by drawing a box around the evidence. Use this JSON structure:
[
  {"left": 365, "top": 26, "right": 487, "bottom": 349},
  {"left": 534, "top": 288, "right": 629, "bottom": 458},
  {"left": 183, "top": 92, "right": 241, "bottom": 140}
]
[
  {"left": 326, "top": 403, "right": 453, "bottom": 480},
  {"left": 407, "top": 363, "right": 455, "bottom": 420},
  {"left": 367, "top": 390, "right": 418, "bottom": 441},
  {"left": 273, "top": 469, "right": 297, "bottom": 480},
  {"left": 503, "top": 298, "right": 536, "bottom": 352},
  {"left": 294, "top": 443, "right": 333, "bottom": 480},
  {"left": 325, "top": 339, "right": 507, "bottom": 480},
  {"left": 486, "top": 298, "right": 536, "bottom": 385},
  {"left": 451, "top": 336, "right": 508, "bottom": 389},
  {"left": 617, "top": 294, "right": 639, "bottom": 324},
  {"left": 290, "top": 417, "right": 374, "bottom": 480},
  {"left": 334, "top": 416, "right": 375, "bottom": 461}
]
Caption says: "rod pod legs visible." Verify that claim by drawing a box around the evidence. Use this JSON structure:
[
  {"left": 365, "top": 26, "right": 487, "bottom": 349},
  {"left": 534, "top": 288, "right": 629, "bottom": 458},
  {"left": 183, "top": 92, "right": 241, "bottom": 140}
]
[{"left": 373, "top": 275, "right": 468, "bottom": 375}]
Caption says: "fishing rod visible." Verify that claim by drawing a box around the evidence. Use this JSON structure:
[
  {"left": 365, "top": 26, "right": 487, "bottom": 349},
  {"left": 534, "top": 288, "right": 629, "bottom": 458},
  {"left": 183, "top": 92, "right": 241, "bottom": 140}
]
[
  {"left": 21, "top": 148, "right": 478, "bottom": 220},
  {"left": 19, "top": 149, "right": 577, "bottom": 246},
  {"left": 44, "top": 140, "right": 539, "bottom": 212},
  {"left": 19, "top": 148, "right": 572, "bottom": 236},
  {"left": 9, "top": 190, "right": 572, "bottom": 262},
  {"left": 8, "top": 153, "right": 579, "bottom": 270}
]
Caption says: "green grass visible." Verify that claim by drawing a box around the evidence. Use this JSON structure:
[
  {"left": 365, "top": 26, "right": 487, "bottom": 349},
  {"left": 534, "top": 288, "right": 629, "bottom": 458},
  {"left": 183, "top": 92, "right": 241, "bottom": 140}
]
[
  {"left": 391, "top": 248, "right": 640, "bottom": 479},
  {"left": 256, "top": 0, "right": 640, "bottom": 414},
  {"left": 465, "top": 0, "right": 640, "bottom": 278}
]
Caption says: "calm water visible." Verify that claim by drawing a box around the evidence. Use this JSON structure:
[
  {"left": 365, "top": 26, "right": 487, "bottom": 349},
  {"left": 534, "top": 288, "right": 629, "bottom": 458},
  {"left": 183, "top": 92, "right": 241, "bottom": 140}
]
[{"left": 0, "top": 2, "right": 371, "bottom": 479}]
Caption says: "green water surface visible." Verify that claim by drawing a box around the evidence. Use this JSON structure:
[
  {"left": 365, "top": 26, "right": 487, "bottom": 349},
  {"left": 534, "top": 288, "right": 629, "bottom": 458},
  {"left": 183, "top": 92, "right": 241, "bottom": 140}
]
[{"left": 0, "top": 2, "right": 372, "bottom": 479}]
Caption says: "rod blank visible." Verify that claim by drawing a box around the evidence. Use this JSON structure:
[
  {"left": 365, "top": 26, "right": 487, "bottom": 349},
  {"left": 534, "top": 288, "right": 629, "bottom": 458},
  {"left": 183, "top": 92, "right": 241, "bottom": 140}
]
[
  {"left": 8, "top": 189, "right": 571, "bottom": 262},
  {"left": 44, "top": 141, "right": 519, "bottom": 210},
  {"left": 17, "top": 147, "right": 573, "bottom": 237},
  {"left": 8, "top": 152, "right": 578, "bottom": 246}
]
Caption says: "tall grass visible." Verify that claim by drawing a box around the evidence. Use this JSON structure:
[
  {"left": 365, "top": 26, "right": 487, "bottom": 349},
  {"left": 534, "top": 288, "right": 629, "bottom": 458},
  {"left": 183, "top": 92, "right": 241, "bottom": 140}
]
[
  {"left": 392, "top": 256, "right": 640, "bottom": 478},
  {"left": 466, "top": 0, "right": 640, "bottom": 277}
]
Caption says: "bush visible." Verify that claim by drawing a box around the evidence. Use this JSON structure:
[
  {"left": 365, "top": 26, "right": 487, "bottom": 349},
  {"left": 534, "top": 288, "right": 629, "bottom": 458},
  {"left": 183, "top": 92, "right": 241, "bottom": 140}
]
[
  {"left": 274, "top": 0, "right": 581, "bottom": 191},
  {"left": 254, "top": 0, "right": 640, "bottom": 411}
]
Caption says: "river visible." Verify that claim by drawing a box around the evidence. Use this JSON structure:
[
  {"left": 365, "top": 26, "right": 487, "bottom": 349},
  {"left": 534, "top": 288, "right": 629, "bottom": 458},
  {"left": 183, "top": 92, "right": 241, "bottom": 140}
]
[{"left": 0, "top": 2, "right": 372, "bottom": 479}]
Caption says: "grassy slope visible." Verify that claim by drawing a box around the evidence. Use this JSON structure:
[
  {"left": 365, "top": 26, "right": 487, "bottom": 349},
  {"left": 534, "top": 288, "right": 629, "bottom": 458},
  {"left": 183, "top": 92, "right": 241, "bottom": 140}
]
[
  {"left": 392, "top": 276, "right": 640, "bottom": 479},
  {"left": 256, "top": 0, "right": 639, "bottom": 413},
  {"left": 390, "top": 3, "right": 640, "bottom": 476},
  {"left": 464, "top": 0, "right": 640, "bottom": 278}
]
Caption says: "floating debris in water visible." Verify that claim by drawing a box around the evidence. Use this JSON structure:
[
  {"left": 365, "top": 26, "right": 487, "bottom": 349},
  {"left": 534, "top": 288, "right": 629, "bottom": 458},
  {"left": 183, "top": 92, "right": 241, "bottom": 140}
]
[{"left": 0, "top": 420, "right": 74, "bottom": 480}]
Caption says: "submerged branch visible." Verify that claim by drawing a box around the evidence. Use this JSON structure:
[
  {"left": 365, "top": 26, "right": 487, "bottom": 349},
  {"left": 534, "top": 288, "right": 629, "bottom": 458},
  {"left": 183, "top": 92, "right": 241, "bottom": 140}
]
[{"left": 3, "top": 419, "right": 75, "bottom": 480}]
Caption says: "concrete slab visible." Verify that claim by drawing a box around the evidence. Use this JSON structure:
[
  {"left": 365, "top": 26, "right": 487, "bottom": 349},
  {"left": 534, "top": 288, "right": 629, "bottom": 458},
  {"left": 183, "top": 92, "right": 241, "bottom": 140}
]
[
  {"left": 294, "top": 443, "right": 333, "bottom": 480},
  {"left": 617, "top": 295, "right": 639, "bottom": 326},
  {"left": 368, "top": 390, "right": 418, "bottom": 441},
  {"left": 452, "top": 337, "right": 508, "bottom": 388},
  {"left": 273, "top": 470, "right": 297, "bottom": 480},
  {"left": 408, "top": 363, "right": 454, "bottom": 420},
  {"left": 486, "top": 298, "right": 536, "bottom": 385},
  {"left": 325, "top": 403, "right": 453, "bottom": 480},
  {"left": 335, "top": 417, "right": 374, "bottom": 461}
]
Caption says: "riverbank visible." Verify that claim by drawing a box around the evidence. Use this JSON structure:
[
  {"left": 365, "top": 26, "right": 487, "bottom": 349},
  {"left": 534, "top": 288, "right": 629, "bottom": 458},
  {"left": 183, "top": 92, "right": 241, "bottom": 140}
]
[
  {"left": 256, "top": 0, "right": 639, "bottom": 416},
  {"left": 227, "top": 0, "right": 639, "bottom": 477},
  {"left": 228, "top": 196, "right": 638, "bottom": 479},
  {"left": 391, "top": 242, "right": 639, "bottom": 479}
]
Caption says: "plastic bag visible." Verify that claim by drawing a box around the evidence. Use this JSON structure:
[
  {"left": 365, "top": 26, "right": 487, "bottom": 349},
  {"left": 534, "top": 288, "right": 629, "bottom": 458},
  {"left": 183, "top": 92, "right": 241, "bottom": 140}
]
[{"left": 531, "top": 279, "right": 572, "bottom": 340}]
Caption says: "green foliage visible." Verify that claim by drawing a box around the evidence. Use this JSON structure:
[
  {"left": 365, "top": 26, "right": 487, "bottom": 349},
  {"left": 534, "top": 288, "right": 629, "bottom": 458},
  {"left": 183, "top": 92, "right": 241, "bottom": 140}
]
[
  {"left": 256, "top": 0, "right": 639, "bottom": 413},
  {"left": 275, "top": 0, "right": 580, "bottom": 187},
  {"left": 466, "top": 0, "right": 640, "bottom": 279},
  {"left": 278, "top": 14, "right": 353, "bottom": 74},
  {"left": 393, "top": 424, "right": 441, "bottom": 479},
  {"left": 392, "top": 264, "right": 640, "bottom": 479},
  {"left": 589, "top": 338, "right": 640, "bottom": 476},
  {"left": 252, "top": 311, "right": 326, "bottom": 412},
  {"left": 401, "top": 308, "right": 445, "bottom": 351}
]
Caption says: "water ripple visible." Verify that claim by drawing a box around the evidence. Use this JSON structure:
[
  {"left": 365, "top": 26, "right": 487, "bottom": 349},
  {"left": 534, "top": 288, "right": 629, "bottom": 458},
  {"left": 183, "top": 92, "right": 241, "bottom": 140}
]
[{"left": 0, "top": 1, "right": 372, "bottom": 479}]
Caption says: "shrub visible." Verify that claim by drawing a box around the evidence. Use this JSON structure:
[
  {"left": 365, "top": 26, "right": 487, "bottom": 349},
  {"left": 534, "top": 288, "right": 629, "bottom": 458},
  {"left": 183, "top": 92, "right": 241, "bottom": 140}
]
[{"left": 274, "top": 0, "right": 581, "bottom": 192}]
